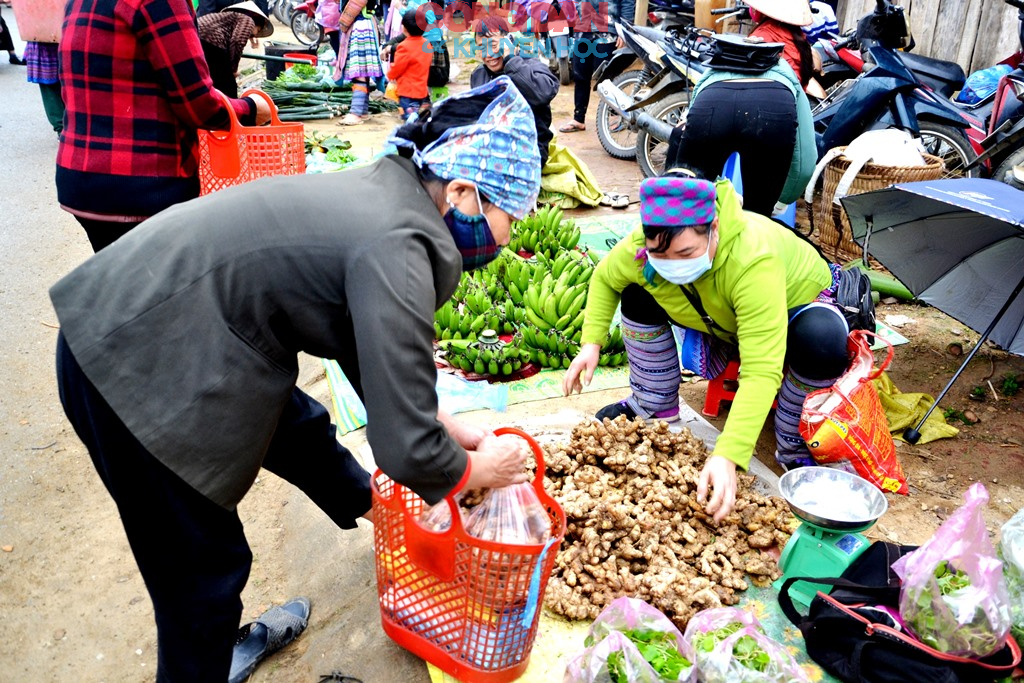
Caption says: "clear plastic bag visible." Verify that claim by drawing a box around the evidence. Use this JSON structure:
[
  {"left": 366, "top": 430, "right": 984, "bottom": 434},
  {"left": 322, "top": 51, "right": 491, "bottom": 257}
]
[
  {"left": 998, "top": 508, "right": 1024, "bottom": 645},
  {"left": 464, "top": 482, "right": 551, "bottom": 545},
  {"left": 564, "top": 597, "right": 696, "bottom": 683},
  {"left": 892, "top": 483, "right": 1013, "bottom": 656},
  {"left": 419, "top": 495, "right": 463, "bottom": 533},
  {"left": 683, "top": 607, "right": 809, "bottom": 683},
  {"left": 565, "top": 631, "right": 680, "bottom": 683}
]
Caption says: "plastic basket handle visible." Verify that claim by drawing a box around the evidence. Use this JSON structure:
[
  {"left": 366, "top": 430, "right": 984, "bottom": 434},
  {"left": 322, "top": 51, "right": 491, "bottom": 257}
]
[
  {"left": 400, "top": 427, "right": 551, "bottom": 582},
  {"left": 203, "top": 89, "right": 282, "bottom": 179}
]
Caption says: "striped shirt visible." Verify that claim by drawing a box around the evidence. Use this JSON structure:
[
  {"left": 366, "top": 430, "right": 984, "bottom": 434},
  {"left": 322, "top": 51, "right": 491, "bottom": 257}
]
[{"left": 57, "top": 0, "right": 256, "bottom": 217}]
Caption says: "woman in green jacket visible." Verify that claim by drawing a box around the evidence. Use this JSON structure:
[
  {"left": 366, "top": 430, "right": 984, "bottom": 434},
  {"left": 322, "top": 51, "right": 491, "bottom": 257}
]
[{"left": 563, "top": 168, "right": 849, "bottom": 521}]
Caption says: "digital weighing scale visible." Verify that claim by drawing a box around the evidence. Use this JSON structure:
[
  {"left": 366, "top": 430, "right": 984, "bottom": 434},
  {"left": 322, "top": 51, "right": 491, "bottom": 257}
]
[{"left": 772, "top": 467, "right": 889, "bottom": 608}]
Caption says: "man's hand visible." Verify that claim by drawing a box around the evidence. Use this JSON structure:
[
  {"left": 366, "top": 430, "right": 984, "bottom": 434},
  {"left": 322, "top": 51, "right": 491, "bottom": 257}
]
[
  {"left": 438, "top": 410, "right": 487, "bottom": 451},
  {"left": 252, "top": 95, "right": 273, "bottom": 125},
  {"left": 697, "top": 455, "right": 738, "bottom": 523},
  {"left": 465, "top": 434, "right": 530, "bottom": 489}
]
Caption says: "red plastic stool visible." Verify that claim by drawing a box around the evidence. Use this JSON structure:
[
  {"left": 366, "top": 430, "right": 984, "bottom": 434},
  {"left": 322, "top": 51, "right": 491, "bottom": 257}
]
[{"left": 702, "top": 359, "right": 778, "bottom": 417}]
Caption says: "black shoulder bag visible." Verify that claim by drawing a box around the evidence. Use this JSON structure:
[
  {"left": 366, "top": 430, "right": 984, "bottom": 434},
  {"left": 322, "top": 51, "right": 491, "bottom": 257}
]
[{"left": 779, "top": 541, "right": 1022, "bottom": 683}]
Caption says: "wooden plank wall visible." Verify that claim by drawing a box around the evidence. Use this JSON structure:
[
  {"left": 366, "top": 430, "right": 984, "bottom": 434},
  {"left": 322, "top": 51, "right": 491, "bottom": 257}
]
[{"left": 834, "top": 0, "right": 1020, "bottom": 74}]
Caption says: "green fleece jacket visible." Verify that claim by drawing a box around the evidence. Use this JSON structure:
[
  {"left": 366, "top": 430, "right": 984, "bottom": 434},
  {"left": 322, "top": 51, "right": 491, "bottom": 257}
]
[{"left": 581, "top": 180, "right": 832, "bottom": 470}]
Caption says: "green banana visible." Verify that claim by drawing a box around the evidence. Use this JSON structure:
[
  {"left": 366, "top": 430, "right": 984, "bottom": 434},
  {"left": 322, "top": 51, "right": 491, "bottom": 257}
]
[{"left": 525, "top": 307, "right": 552, "bottom": 331}]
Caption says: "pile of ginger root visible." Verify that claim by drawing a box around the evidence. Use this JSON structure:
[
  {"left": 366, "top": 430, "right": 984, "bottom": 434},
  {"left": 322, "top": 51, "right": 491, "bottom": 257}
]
[{"left": 541, "top": 415, "right": 798, "bottom": 631}]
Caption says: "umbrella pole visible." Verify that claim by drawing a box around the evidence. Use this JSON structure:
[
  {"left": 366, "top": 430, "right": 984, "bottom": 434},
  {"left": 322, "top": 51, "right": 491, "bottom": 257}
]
[{"left": 904, "top": 271, "right": 1024, "bottom": 444}]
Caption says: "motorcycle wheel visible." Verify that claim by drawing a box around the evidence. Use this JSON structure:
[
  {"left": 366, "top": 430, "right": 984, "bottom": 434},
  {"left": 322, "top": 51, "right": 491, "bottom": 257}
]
[
  {"left": 635, "top": 91, "right": 691, "bottom": 179},
  {"left": 596, "top": 70, "right": 644, "bottom": 160},
  {"left": 291, "top": 12, "right": 324, "bottom": 48},
  {"left": 274, "top": 0, "right": 296, "bottom": 24},
  {"left": 917, "top": 122, "right": 980, "bottom": 179},
  {"left": 992, "top": 147, "right": 1024, "bottom": 190},
  {"left": 558, "top": 56, "right": 572, "bottom": 86}
]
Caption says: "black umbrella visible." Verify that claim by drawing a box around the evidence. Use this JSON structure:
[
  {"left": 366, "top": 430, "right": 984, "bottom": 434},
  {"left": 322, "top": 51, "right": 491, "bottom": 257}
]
[{"left": 841, "top": 178, "right": 1024, "bottom": 443}]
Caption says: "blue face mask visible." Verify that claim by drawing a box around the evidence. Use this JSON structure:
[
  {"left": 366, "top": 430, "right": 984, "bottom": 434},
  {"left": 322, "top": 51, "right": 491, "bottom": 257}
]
[
  {"left": 647, "top": 231, "right": 714, "bottom": 285},
  {"left": 445, "top": 188, "right": 502, "bottom": 271}
]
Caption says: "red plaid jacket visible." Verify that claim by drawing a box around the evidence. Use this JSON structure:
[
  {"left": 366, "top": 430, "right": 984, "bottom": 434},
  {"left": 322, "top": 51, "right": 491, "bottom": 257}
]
[{"left": 57, "top": 0, "right": 256, "bottom": 217}]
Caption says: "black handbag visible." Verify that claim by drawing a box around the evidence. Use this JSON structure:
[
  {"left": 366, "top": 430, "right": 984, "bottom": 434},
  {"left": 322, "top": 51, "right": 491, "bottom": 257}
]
[{"left": 779, "top": 542, "right": 1022, "bottom": 683}]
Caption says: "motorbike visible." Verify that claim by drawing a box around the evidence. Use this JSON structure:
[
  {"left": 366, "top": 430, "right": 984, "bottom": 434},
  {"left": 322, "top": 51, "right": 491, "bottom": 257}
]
[
  {"left": 599, "top": 0, "right": 982, "bottom": 178},
  {"left": 592, "top": 0, "right": 696, "bottom": 159},
  {"left": 596, "top": 22, "right": 713, "bottom": 176},
  {"left": 291, "top": 0, "right": 325, "bottom": 48},
  {"left": 810, "top": 0, "right": 980, "bottom": 177},
  {"left": 963, "top": 0, "right": 1024, "bottom": 188},
  {"left": 273, "top": 0, "right": 304, "bottom": 25}
]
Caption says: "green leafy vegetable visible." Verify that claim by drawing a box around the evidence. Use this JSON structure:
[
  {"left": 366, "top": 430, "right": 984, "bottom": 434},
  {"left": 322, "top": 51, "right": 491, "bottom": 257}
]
[
  {"left": 693, "top": 622, "right": 772, "bottom": 673},
  {"left": 905, "top": 560, "right": 1004, "bottom": 655},
  {"left": 601, "top": 629, "right": 691, "bottom": 682}
]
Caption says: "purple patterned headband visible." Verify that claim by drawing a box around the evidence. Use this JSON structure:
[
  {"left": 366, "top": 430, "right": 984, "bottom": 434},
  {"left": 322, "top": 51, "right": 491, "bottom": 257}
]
[{"left": 639, "top": 176, "right": 716, "bottom": 227}]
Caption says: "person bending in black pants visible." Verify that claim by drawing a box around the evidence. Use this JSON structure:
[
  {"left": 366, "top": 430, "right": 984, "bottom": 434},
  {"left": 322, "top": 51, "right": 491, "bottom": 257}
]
[{"left": 665, "top": 58, "right": 816, "bottom": 218}]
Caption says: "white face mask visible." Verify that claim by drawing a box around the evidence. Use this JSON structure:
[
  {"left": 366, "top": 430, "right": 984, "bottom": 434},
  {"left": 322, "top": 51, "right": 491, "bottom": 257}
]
[{"left": 647, "top": 232, "right": 714, "bottom": 285}]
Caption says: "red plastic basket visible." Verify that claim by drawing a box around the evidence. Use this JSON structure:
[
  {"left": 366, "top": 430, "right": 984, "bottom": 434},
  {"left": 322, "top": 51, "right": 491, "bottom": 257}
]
[
  {"left": 197, "top": 89, "right": 306, "bottom": 195},
  {"left": 372, "top": 427, "right": 566, "bottom": 683}
]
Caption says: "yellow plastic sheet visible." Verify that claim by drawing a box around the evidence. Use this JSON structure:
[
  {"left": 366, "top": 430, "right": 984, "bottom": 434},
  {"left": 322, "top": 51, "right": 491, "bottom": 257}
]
[
  {"left": 873, "top": 372, "right": 960, "bottom": 444},
  {"left": 538, "top": 141, "right": 604, "bottom": 210}
]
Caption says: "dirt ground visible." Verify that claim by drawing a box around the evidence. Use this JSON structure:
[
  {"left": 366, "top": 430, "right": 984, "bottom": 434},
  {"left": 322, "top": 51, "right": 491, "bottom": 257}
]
[{"left": 2, "top": 22, "right": 1024, "bottom": 683}]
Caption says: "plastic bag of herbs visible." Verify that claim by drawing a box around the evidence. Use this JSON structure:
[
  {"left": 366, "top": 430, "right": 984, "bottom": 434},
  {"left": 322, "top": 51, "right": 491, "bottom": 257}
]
[
  {"left": 997, "top": 508, "right": 1024, "bottom": 645},
  {"left": 682, "top": 607, "right": 809, "bottom": 683},
  {"left": 892, "top": 483, "right": 1013, "bottom": 657},
  {"left": 564, "top": 596, "right": 695, "bottom": 682}
]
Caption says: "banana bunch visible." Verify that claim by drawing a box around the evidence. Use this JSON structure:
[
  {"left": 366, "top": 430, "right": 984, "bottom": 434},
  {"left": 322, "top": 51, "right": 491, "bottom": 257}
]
[
  {"left": 508, "top": 205, "right": 581, "bottom": 258},
  {"left": 598, "top": 325, "right": 626, "bottom": 366},
  {"left": 522, "top": 251, "right": 593, "bottom": 337},
  {"left": 444, "top": 338, "right": 526, "bottom": 376},
  {"left": 434, "top": 301, "right": 502, "bottom": 341}
]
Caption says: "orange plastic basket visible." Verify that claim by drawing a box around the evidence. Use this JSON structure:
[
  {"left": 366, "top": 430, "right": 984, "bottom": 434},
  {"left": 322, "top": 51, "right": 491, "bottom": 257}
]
[
  {"left": 372, "top": 427, "right": 566, "bottom": 683},
  {"left": 197, "top": 89, "right": 306, "bottom": 195}
]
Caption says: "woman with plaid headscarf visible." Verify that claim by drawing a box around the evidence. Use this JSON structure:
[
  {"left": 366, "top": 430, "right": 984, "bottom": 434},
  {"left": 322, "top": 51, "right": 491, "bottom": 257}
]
[{"left": 564, "top": 166, "right": 850, "bottom": 523}]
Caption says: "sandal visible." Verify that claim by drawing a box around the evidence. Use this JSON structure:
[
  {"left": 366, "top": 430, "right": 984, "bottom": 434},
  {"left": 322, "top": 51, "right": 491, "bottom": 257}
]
[
  {"left": 228, "top": 597, "right": 311, "bottom": 683},
  {"left": 558, "top": 120, "right": 586, "bottom": 133},
  {"left": 339, "top": 113, "right": 365, "bottom": 126},
  {"left": 600, "top": 192, "right": 630, "bottom": 209}
]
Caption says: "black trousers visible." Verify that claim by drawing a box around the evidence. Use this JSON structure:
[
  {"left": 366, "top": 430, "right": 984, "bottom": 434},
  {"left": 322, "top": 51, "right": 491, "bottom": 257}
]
[
  {"left": 56, "top": 334, "right": 372, "bottom": 682},
  {"left": 73, "top": 216, "right": 142, "bottom": 253},
  {"left": 621, "top": 284, "right": 849, "bottom": 380},
  {"left": 570, "top": 33, "right": 613, "bottom": 124},
  {"left": 667, "top": 80, "right": 797, "bottom": 218}
]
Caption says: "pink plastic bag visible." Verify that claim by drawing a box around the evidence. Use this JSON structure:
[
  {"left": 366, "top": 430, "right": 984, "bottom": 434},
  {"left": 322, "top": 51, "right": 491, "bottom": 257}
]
[
  {"left": 683, "top": 607, "right": 809, "bottom": 683},
  {"left": 564, "top": 597, "right": 696, "bottom": 683},
  {"left": 892, "top": 483, "right": 1013, "bottom": 656}
]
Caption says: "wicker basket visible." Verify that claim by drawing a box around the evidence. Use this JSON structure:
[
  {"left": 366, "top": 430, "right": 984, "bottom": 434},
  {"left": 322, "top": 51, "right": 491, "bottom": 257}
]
[{"left": 813, "top": 148, "right": 945, "bottom": 263}]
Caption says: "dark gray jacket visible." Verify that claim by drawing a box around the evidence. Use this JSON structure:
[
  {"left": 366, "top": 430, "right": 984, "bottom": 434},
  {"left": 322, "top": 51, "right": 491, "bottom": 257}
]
[
  {"left": 50, "top": 156, "right": 467, "bottom": 509},
  {"left": 471, "top": 56, "right": 558, "bottom": 167}
]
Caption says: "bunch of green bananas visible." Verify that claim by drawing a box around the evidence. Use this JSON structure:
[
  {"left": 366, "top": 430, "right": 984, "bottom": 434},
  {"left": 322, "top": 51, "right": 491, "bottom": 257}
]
[
  {"left": 522, "top": 251, "right": 594, "bottom": 335},
  {"left": 443, "top": 338, "right": 526, "bottom": 376},
  {"left": 508, "top": 205, "right": 581, "bottom": 258}
]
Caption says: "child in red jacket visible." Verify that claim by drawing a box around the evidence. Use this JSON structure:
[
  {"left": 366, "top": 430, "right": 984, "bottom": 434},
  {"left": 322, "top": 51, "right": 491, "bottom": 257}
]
[{"left": 387, "top": 11, "right": 432, "bottom": 118}]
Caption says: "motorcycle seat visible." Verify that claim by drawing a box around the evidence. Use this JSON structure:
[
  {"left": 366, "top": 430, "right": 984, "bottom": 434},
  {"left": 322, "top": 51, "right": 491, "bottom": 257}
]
[{"left": 899, "top": 51, "right": 966, "bottom": 99}]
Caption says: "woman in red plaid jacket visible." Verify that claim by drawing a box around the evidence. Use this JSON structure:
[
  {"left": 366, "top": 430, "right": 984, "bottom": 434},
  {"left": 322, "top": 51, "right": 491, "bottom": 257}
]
[{"left": 57, "top": 0, "right": 272, "bottom": 252}]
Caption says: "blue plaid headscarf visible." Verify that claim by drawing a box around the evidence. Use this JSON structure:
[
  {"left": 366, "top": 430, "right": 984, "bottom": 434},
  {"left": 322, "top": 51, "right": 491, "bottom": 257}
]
[{"left": 387, "top": 76, "right": 541, "bottom": 219}]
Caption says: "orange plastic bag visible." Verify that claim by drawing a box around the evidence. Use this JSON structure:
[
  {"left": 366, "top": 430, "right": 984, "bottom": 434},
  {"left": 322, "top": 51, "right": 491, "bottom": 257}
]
[
  {"left": 384, "top": 80, "right": 400, "bottom": 104},
  {"left": 799, "top": 330, "right": 908, "bottom": 495}
]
